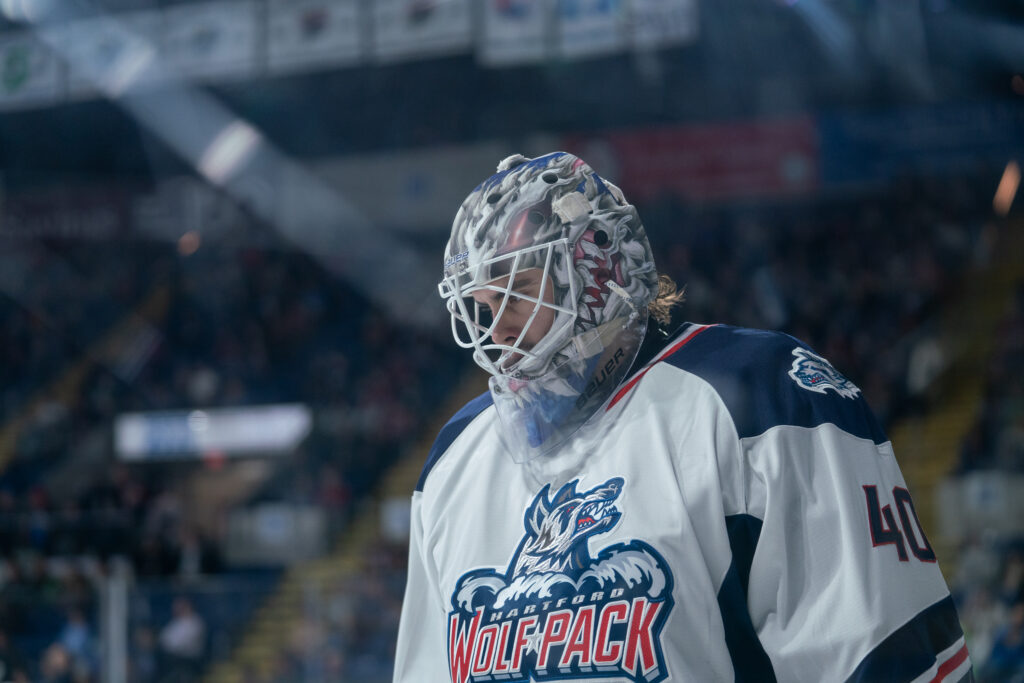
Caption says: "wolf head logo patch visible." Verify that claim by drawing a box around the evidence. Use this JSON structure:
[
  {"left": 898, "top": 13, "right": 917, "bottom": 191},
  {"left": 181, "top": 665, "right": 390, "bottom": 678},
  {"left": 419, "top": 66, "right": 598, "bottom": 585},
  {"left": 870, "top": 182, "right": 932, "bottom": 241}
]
[
  {"left": 788, "top": 347, "right": 861, "bottom": 399},
  {"left": 447, "top": 477, "right": 674, "bottom": 683}
]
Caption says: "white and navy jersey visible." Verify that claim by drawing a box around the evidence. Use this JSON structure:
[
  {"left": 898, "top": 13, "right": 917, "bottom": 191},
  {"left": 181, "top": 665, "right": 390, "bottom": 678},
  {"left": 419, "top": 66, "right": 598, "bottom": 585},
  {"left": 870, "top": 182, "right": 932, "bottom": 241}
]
[{"left": 394, "top": 323, "right": 972, "bottom": 683}]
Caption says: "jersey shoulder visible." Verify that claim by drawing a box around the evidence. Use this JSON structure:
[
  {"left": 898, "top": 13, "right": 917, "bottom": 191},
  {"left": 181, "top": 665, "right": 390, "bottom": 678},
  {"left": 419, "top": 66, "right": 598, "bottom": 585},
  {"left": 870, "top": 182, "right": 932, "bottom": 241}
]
[
  {"left": 415, "top": 390, "right": 494, "bottom": 492},
  {"left": 659, "top": 324, "right": 887, "bottom": 444}
]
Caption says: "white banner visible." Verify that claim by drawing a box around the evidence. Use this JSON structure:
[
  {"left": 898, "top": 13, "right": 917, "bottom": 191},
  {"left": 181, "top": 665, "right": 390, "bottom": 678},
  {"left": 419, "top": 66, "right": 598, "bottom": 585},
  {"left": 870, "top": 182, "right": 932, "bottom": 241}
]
[
  {"left": 0, "top": 32, "right": 62, "bottom": 110},
  {"left": 372, "top": 0, "right": 473, "bottom": 62},
  {"left": 480, "top": 0, "right": 550, "bottom": 66},
  {"left": 267, "top": 0, "right": 362, "bottom": 75},
  {"left": 56, "top": 11, "right": 163, "bottom": 99},
  {"left": 162, "top": 0, "right": 259, "bottom": 81},
  {"left": 557, "top": 0, "right": 626, "bottom": 59},
  {"left": 631, "top": 0, "right": 699, "bottom": 48},
  {"left": 115, "top": 404, "right": 313, "bottom": 460}
]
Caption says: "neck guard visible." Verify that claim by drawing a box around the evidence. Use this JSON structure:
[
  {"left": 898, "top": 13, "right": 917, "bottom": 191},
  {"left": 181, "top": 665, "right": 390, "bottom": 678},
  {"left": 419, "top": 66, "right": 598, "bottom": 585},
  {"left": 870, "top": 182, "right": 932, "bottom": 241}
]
[{"left": 489, "top": 311, "right": 648, "bottom": 463}]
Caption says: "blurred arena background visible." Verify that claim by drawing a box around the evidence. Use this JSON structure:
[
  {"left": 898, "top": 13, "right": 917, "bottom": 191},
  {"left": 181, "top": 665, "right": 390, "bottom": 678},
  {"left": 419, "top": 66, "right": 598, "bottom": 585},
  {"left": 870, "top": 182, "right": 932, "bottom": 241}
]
[{"left": 0, "top": 0, "right": 1021, "bottom": 681}]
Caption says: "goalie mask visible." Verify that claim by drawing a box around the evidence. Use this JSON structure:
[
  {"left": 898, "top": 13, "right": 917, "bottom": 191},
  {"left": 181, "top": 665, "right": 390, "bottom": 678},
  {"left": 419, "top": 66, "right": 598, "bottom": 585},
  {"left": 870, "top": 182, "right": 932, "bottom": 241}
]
[{"left": 439, "top": 152, "right": 658, "bottom": 460}]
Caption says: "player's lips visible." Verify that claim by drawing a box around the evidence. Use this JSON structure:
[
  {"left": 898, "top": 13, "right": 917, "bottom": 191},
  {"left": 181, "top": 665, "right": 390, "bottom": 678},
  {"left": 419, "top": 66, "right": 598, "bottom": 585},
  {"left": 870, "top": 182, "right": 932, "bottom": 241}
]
[{"left": 500, "top": 335, "right": 531, "bottom": 350}]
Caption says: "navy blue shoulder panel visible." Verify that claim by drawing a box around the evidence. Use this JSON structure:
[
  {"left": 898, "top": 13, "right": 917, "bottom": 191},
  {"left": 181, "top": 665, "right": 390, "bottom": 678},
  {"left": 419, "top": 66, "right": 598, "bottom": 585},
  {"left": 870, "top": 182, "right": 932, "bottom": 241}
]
[
  {"left": 845, "top": 595, "right": 970, "bottom": 682},
  {"left": 663, "top": 325, "right": 887, "bottom": 444},
  {"left": 416, "top": 391, "right": 494, "bottom": 492}
]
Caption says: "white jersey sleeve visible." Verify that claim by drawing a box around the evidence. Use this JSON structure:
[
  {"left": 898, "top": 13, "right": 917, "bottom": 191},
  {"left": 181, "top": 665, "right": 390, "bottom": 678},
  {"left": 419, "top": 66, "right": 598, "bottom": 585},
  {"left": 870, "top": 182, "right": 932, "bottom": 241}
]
[
  {"left": 393, "top": 393, "right": 494, "bottom": 683},
  {"left": 661, "top": 325, "right": 972, "bottom": 682},
  {"left": 743, "top": 421, "right": 969, "bottom": 681},
  {"left": 393, "top": 491, "right": 450, "bottom": 683}
]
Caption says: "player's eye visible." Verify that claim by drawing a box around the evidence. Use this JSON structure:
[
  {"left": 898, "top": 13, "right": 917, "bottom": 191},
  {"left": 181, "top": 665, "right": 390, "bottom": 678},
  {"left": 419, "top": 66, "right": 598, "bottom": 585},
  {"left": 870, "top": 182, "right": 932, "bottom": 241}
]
[
  {"left": 467, "top": 298, "right": 493, "bottom": 327},
  {"left": 508, "top": 280, "right": 538, "bottom": 304}
]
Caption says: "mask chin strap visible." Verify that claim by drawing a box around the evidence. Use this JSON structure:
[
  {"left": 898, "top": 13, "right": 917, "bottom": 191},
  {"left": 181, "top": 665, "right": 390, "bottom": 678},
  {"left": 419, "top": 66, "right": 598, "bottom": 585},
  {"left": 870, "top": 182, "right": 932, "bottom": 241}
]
[
  {"left": 605, "top": 280, "right": 640, "bottom": 317},
  {"left": 566, "top": 280, "right": 643, "bottom": 361}
]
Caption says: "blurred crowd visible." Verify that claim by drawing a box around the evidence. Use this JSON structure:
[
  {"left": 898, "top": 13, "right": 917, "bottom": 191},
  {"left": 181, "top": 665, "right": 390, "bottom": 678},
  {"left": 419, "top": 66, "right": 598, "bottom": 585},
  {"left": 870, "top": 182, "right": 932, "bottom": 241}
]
[
  {"left": 0, "top": 239, "right": 464, "bottom": 680},
  {"left": 0, "top": 241, "right": 158, "bottom": 413},
  {"left": 0, "top": 240, "right": 166, "bottom": 494},
  {"left": 956, "top": 282, "right": 1024, "bottom": 476},
  {"left": 951, "top": 281, "right": 1024, "bottom": 682},
  {"left": 0, "top": 558, "right": 98, "bottom": 683},
  {"left": 0, "top": 466, "right": 218, "bottom": 576},
  {"left": 236, "top": 538, "right": 405, "bottom": 683},
  {"left": 648, "top": 173, "right": 996, "bottom": 428}
]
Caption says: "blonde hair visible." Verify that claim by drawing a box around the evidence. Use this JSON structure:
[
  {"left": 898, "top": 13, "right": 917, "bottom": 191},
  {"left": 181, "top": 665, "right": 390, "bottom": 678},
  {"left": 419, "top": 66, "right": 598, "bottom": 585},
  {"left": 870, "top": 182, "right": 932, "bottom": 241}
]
[{"left": 649, "top": 273, "right": 685, "bottom": 326}]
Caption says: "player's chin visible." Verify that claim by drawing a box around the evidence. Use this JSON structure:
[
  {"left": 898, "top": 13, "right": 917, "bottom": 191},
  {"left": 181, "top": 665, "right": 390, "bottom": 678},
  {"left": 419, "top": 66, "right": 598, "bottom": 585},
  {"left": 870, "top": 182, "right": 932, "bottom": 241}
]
[
  {"left": 502, "top": 352, "right": 525, "bottom": 368},
  {"left": 500, "top": 347, "right": 532, "bottom": 370}
]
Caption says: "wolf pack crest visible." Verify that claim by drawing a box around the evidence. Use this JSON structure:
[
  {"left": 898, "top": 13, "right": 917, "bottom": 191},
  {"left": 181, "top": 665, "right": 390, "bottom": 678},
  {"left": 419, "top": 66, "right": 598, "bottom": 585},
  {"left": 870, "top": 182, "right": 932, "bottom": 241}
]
[
  {"left": 447, "top": 477, "right": 674, "bottom": 683},
  {"left": 788, "top": 347, "right": 861, "bottom": 399}
]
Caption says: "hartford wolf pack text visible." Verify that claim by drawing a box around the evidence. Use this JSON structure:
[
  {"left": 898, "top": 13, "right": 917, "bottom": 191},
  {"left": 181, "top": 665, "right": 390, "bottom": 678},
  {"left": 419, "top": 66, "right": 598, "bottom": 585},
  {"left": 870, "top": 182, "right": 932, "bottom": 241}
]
[{"left": 447, "top": 477, "right": 675, "bottom": 683}]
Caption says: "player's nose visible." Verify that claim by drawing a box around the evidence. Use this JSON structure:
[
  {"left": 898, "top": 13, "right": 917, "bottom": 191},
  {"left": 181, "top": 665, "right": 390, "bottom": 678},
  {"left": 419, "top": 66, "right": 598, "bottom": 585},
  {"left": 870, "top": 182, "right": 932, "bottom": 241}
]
[{"left": 490, "top": 309, "right": 521, "bottom": 345}]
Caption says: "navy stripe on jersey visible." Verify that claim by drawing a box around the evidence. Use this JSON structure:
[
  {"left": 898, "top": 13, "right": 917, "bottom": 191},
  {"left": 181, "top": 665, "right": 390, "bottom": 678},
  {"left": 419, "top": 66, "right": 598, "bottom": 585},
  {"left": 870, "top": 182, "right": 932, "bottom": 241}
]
[
  {"left": 663, "top": 325, "right": 888, "bottom": 444},
  {"left": 416, "top": 391, "right": 494, "bottom": 492},
  {"left": 719, "top": 514, "right": 777, "bottom": 683},
  {"left": 845, "top": 595, "right": 971, "bottom": 683}
]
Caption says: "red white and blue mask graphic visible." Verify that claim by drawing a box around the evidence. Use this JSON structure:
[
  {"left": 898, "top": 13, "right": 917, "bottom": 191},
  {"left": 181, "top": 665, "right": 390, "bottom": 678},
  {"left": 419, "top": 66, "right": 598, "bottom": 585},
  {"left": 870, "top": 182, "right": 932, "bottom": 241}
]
[{"left": 439, "top": 151, "right": 658, "bottom": 381}]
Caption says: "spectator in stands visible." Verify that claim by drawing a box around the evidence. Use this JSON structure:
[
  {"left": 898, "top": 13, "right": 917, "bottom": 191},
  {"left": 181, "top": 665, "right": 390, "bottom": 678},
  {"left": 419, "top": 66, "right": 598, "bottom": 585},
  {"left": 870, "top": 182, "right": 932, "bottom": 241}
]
[
  {"left": 0, "top": 489, "right": 17, "bottom": 555},
  {"left": 129, "top": 626, "right": 157, "bottom": 683},
  {"left": 996, "top": 413, "right": 1024, "bottom": 472},
  {"left": 0, "top": 627, "right": 30, "bottom": 683},
  {"left": 960, "top": 585, "right": 1008, "bottom": 673},
  {"left": 56, "top": 567, "right": 95, "bottom": 616},
  {"left": 57, "top": 608, "right": 96, "bottom": 679},
  {"left": 955, "top": 422, "right": 997, "bottom": 475},
  {"left": 158, "top": 597, "right": 206, "bottom": 680},
  {"left": 38, "top": 642, "right": 74, "bottom": 683},
  {"left": 981, "top": 600, "right": 1024, "bottom": 682},
  {"left": 172, "top": 527, "right": 222, "bottom": 580},
  {"left": 999, "top": 550, "right": 1024, "bottom": 606},
  {"left": 0, "top": 559, "right": 30, "bottom": 634},
  {"left": 133, "top": 531, "right": 180, "bottom": 578}
]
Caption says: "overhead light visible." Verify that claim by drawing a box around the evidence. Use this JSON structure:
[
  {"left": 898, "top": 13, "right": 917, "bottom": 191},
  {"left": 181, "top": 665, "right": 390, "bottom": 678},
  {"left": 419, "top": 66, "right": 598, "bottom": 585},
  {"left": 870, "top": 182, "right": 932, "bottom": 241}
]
[
  {"left": 178, "top": 230, "right": 201, "bottom": 256},
  {"left": 1012, "top": 74, "right": 1024, "bottom": 97},
  {"left": 993, "top": 161, "right": 1020, "bottom": 216},
  {"left": 198, "top": 120, "right": 263, "bottom": 186}
]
